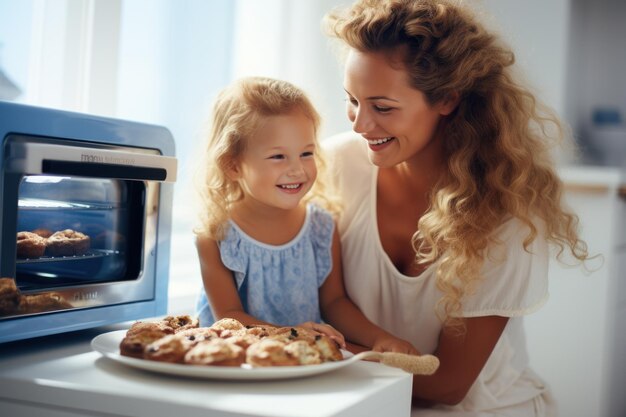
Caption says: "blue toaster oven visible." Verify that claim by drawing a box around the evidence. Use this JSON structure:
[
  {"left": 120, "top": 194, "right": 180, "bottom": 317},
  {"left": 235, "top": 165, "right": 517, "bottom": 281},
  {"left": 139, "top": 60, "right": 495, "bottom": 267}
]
[{"left": 0, "top": 101, "right": 177, "bottom": 343}]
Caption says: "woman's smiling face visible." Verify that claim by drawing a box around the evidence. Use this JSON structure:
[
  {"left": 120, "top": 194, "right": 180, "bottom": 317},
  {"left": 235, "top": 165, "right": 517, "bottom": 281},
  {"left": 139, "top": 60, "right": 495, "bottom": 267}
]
[{"left": 343, "top": 49, "right": 454, "bottom": 168}]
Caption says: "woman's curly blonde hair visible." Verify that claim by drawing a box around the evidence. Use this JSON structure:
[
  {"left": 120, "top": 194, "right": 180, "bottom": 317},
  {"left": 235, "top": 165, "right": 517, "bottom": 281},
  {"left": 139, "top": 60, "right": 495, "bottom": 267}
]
[
  {"left": 194, "top": 76, "right": 340, "bottom": 241},
  {"left": 325, "top": 0, "right": 590, "bottom": 327}
]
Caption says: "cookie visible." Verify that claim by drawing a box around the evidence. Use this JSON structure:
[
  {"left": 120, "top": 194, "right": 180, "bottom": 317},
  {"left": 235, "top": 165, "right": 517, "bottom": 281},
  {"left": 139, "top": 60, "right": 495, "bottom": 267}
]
[
  {"left": 244, "top": 324, "right": 274, "bottom": 338},
  {"left": 46, "top": 229, "right": 90, "bottom": 256},
  {"left": 144, "top": 333, "right": 197, "bottom": 363},
  {"left": 126, "top": 321, "right": 175, "bottom": 337},
  {"left": 222, "top": 331, "right": 261, "bottom": 350},
  {"left": 17, "top": 293, "right": 72, "bottom": 314},
  {"left": 246, "top": 339, "right": 299, "bottom": 367},
  {"left": 0, "top": 278, "right": 20, "bottom": 316},
  {"left": 161, "top": 315, "right": 199, "bottom": 333},
  {"left": 31, "top": 228, "right": 53, "bottom": 238},
  {"left": 210, "top": 318, "right": 245, "bottom": 335},
  {"left": 120, "top": 329, "right": 171, "bottom": 359},
  {"left": 284, "top": 340, "right": 322, "bottom": 365},
  {"left": 267, "top": 326, "right": 316, "bottom": 344},
  {"left": 16, "top": 231, "right": 47, "bottom": 258},
  {"left": 314, "top": 334, "right": 343, "bottom": 362},
  {"left": 184, "top": 338, "right": 246, "bottom": 366},
  {"left": 176, "top": 327, "right": 219, "bottom": 344}
]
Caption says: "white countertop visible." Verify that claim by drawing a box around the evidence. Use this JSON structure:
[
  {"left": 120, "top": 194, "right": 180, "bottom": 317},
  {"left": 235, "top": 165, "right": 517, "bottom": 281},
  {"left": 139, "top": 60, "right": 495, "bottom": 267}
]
[{"left": 0, "top": 324, "right": 412, "bottom": 417}]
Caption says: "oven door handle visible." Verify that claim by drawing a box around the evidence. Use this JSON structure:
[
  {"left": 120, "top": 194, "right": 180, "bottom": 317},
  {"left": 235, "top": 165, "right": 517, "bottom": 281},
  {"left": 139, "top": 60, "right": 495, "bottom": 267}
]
[
  {"left": 6, "top": 142, "right": 177, "bottom": 182},
  {"left": 41, "top": 159, "right": 168, "bottom": 181}
]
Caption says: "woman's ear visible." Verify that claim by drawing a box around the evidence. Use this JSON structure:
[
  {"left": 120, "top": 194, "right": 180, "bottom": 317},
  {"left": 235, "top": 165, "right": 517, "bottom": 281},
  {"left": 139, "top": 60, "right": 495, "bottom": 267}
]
[{"left": 439, "top": 91, "right": 460, "bottom": 116}]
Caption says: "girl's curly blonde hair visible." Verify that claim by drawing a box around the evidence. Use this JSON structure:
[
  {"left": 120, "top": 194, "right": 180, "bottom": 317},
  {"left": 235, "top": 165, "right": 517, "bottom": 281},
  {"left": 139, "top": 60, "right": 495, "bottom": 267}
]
[
  {"left": 325, "top": 0, "right": 590, "bottom": 327},
  {"left": 194, "top": 76, "right": 339, "bottom": 240}
]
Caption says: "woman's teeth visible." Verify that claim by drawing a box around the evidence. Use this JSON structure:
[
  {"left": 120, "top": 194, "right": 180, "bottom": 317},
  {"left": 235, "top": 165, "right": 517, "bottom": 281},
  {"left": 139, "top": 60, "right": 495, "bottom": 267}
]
[{"left": 368, "top": 137, "right": 393, "bottom": 145}]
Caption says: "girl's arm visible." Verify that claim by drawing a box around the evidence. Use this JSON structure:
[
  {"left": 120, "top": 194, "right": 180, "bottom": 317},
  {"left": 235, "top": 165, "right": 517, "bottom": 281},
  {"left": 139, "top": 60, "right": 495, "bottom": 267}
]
[
  {"left": 319, "top": 228, "right": 418, "bottom": 354},
  {"left": 196, "top": 236, "right": 274, "bottom": 327},
  {"left": 412, "top": 315, "right": 509, "bottom": 406}
]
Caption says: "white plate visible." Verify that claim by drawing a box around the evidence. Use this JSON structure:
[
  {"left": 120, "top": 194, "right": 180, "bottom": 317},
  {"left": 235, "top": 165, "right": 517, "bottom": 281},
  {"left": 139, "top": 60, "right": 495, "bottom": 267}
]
[{"left": 91, "top": 330, "right": 355, "bottom": 381}]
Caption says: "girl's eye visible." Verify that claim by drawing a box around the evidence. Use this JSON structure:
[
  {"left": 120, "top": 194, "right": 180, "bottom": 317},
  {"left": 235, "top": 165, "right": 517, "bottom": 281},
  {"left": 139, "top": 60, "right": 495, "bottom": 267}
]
[
  {"left": 268, "top": 154, "right": 285, "bottom": 160},
  {"left": 301, "top": 151, "right": 314, "bottom": 158}
]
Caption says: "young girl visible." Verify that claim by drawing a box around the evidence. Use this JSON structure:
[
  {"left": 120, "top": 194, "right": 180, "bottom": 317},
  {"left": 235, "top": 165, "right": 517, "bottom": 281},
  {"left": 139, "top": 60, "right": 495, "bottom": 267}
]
[
  {"left": 323, "top": 0, "right": 592, "bottom": 415},
  {"left": 194, "top": 76, "right": 413, "bottom": 351}
]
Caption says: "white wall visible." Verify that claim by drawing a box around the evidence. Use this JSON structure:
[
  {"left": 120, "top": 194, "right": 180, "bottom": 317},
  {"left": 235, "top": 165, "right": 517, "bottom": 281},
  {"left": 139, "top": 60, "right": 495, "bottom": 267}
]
[
  {"left": 0, "top": 0, "right": 33, "bottom": 99},
  {"left": 113, "top": 0, "right": 238, "bottom": 306},
  {"left": 482, "top": 0, "right": 571, "bottom": 119},
  {"left": 231, "top": 0, "right": 351, "bottom": 140}
]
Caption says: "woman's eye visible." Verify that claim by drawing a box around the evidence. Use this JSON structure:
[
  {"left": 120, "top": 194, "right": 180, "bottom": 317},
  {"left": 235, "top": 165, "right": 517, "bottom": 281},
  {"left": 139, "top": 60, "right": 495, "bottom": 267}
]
[{"left": 374, "top": 105, "right": 393, "bottom": 113}]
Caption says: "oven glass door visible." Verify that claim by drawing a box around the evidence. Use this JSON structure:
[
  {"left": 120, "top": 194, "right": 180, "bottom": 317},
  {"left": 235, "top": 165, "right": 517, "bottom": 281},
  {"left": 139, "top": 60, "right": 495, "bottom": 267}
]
[
  {"left": 1, "top": 134, "right": 176, "bottom": 319},
  {"left": 15, "top": 175, "right": 145, "bottom": 291}
]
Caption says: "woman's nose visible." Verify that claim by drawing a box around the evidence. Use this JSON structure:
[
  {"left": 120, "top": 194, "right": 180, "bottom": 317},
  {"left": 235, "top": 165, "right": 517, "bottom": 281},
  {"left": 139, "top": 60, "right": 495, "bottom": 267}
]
[{"left": 351, "top": 106, "right": 375, "bottom": 134}]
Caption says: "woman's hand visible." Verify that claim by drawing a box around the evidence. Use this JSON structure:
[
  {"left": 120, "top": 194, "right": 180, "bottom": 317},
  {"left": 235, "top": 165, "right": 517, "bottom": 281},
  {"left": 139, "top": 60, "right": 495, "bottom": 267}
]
[
  {"left": 298, "top": 321, "right": 346, "bottom": 349},
  {"left": 371, "top": 334, "right": 420, "bottom": 355}
]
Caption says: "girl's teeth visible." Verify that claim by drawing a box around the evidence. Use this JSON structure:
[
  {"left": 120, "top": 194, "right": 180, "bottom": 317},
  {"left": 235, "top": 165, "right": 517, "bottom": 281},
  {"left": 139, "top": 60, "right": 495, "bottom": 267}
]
[
  {"left": 368, "top": 137, "right": 393, "bottom": 145},
  {"left": 280, "top": 184, "right": 300, "bottom": 189}
]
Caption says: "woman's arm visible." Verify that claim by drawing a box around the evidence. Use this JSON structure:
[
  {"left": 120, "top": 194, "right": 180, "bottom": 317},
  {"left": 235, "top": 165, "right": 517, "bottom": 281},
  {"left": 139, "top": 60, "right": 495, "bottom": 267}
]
[
  {"left": 196, "top": 236, "right": 273, "bottom": 327},
  {"left": 413, "top": 315, "right": 509, "bottom": 406},
  {"left": 319, "top": 228, "right": 419, "bottom": 354}
]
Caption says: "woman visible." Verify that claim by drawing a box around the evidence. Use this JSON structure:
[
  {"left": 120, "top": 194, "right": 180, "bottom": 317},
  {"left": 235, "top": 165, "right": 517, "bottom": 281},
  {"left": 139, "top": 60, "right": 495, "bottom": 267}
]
[{"left": 323, "top": 0, "right": 590, "bottom": 415}]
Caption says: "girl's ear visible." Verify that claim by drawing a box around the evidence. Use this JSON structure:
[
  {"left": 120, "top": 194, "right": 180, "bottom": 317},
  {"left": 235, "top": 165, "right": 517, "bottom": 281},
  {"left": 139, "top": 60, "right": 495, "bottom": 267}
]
[
  {"left": 438, "top": 91, "right": 460, "bottom": 116},
  {"left": 225, "top": 161, "right": 241, "bottom": 181}
]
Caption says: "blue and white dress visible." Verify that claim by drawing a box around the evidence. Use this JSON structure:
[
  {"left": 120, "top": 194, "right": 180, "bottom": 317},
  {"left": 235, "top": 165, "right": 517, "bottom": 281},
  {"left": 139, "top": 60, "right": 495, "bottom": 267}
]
[{"left": 196, "top": 204, "right": 335, "bottom": 327}]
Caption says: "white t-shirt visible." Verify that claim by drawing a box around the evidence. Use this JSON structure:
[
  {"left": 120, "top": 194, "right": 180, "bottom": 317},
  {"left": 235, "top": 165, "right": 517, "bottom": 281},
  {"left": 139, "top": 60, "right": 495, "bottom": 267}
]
[{"left": 324, "top": 132, "right": 557, "bottom": 416}]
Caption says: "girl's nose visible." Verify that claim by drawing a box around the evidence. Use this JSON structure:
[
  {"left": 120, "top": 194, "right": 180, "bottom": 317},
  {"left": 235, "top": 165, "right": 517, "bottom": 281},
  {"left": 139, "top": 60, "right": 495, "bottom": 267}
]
[{"left": 287, "top": 160, "right": 305, "bottom": 177}]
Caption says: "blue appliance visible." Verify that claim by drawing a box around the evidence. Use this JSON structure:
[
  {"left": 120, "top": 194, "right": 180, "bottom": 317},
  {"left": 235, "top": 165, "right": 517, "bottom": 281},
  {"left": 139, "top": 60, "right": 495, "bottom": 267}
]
[{"left": 0, "top": 101, "right": 177, "bottom": 343}]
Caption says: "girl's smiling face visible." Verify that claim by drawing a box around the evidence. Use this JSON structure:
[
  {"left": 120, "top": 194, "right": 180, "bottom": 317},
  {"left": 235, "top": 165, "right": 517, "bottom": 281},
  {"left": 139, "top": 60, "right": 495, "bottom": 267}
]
[
  {"left": 343, "top": 49, "right": 456, "bottom": 168},
  {"left": 231, "top": 109, "right": 318, "bottom": 212}
]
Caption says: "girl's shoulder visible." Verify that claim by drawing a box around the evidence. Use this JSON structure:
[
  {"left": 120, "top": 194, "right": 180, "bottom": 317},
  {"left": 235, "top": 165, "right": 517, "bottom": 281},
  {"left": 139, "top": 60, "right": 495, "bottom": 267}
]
[
  {"left": 306, "top": 203, "right": 335, "bottom": 247},
  {"left": 308, "top": 202, "right": 334, "bottom": 222}
]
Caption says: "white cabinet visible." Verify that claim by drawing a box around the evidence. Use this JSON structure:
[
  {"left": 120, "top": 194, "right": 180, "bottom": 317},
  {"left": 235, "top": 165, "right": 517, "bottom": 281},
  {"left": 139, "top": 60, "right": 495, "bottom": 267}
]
[{"left": 525, "top": 166, "right": 626, "bottom": 417}]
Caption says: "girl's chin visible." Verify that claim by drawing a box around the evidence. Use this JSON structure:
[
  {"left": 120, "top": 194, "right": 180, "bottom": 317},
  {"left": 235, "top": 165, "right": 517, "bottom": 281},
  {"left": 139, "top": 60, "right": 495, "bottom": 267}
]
[{"left": 273, "top": 195, "right": 307, "bottom": 210}]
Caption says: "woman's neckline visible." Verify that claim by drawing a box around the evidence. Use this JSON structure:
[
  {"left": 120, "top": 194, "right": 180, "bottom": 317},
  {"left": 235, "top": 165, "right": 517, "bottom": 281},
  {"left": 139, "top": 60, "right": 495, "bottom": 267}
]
[{"left": 369, "top": 164, "right": 437, "bottom": 280}]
